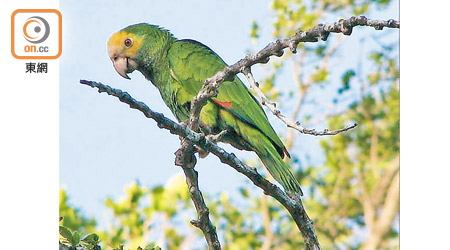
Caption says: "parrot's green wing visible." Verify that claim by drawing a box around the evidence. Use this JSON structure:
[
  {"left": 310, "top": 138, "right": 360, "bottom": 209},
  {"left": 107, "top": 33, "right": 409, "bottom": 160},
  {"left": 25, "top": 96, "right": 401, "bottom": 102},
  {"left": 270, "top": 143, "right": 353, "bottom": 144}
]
[{"left": 167, "top": 39, "right": 288, "bottom": 158}]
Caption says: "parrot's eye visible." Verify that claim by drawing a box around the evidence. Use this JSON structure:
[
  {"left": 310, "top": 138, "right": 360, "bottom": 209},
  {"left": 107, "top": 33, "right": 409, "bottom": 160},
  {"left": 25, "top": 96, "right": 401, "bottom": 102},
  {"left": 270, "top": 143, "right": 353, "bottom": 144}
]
[{"left": 124, "top": 38, "right": 133, "bottom": 48}]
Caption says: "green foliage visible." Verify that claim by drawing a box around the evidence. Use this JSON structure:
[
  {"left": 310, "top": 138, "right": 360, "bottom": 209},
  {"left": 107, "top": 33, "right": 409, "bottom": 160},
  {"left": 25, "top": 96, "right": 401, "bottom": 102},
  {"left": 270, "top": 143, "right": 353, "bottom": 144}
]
[
  {"left": 60, "top": 175, "right": 189, "bottom": 250},
  {"left": 100, "top": 175, "right": 190, "bottom": 249},
  {"left": 59, "top": 223, "right": 160, "bottom": 250},
  {"left": 310, "top": 67, "right": 329, "bottom": 83},
  {"left": 339, "top": 69, "right": 356, "bottom": 93},
  {"left": 250, "top": 20, "right": 259, "bottom": 45},
  {"left": 270, "top": 0, "right": 390, "bottom": 38},
  {"left": 59, "top": 225, "right": 101, "bottom": 250},
  {"left": 60, "top": 189, "right": 97, "bottom": 233},
  {"left": 309, "top": 85, "right": 399, "bottom": 248},
  {"left": 252, "top": 0, "right": 399, "bottom": 248},
  {"left": 82, "top": 234, "right": 101, "bottom": 249}
]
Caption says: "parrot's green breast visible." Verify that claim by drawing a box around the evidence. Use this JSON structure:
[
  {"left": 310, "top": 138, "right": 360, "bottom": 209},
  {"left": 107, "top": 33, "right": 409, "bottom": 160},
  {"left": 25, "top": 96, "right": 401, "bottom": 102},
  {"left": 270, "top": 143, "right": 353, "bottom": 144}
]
[
  {"left": 112, "top": 23, "right": 301, "bottom": 194},
  {"left": 165, "top": 40, "right": 288, "bottom": 157}
]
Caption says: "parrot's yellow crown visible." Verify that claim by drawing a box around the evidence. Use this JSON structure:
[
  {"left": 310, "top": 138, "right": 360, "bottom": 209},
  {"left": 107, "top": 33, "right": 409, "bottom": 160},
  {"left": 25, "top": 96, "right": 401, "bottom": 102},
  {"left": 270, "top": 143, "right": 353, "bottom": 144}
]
[
  {"left": 107, "top": 30, "right": 145, "bottom": 79},
  {"left": 107, "top": 31, "right": 144, "bottom": 59}
]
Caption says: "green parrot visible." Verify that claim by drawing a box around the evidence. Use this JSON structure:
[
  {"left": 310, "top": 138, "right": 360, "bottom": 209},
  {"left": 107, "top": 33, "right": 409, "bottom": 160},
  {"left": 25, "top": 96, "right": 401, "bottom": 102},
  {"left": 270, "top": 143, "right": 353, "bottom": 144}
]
[{"left": 107, "top": 23, "right": 302, "bottom": 195}]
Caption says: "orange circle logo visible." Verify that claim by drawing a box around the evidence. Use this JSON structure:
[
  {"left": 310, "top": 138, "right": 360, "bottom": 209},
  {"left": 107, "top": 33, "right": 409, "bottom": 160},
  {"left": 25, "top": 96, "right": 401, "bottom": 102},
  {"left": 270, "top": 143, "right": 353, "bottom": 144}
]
[{"left": 23, "top": 16, "right": 50, "bottom": 44}]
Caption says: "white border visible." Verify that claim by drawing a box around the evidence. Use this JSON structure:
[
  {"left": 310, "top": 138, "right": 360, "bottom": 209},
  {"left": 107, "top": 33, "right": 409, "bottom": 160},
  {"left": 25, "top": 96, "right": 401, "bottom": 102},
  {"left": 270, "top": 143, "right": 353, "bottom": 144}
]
[{"left": 1, "top": 0, "right": 59, "bottom": 249}]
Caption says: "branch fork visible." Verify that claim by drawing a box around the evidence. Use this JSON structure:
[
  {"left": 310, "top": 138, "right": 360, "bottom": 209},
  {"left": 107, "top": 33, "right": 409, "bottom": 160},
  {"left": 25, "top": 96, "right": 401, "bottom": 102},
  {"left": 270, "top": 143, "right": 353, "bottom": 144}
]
[{"left": 80, "top": 15, "right": 399, "bottom": 250}]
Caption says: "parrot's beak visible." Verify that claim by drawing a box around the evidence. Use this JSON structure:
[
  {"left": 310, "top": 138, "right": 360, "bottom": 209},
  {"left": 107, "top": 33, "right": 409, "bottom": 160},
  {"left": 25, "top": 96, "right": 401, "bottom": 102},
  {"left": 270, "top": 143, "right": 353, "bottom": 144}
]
[{"left": 112, "top": 56, "right": 138, "bottom": 80}]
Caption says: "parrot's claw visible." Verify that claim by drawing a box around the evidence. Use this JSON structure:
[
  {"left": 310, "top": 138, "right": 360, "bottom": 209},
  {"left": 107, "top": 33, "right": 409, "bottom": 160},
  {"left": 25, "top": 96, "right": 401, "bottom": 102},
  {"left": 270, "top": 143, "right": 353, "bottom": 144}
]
[
  {"left": 196, "top": 130, "right": 230, "bottom": 158},
  {"left": 205, "top": 129, "right": 230, "bottom": 144},
  {"left": 196, "top": 146, "right": 210, "bottom": 158}
]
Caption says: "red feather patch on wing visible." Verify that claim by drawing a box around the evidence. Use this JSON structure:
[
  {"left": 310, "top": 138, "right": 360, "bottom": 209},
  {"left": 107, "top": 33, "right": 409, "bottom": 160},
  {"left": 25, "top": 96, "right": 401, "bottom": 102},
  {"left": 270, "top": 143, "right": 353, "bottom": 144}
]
[{"left": 213, "top": 100, "right": 232, "bottom": 108}]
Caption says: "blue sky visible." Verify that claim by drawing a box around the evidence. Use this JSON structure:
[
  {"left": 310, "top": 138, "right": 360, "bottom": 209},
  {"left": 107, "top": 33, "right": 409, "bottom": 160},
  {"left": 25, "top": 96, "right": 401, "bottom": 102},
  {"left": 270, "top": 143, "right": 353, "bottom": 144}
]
[{"left": 60, "top": 0, "right": 399, "bottom": 227}]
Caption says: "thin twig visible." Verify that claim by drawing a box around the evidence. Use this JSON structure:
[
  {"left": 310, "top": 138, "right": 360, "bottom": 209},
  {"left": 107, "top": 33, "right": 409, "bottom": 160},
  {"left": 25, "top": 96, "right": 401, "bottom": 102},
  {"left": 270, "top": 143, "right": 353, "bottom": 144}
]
[
  {"left": 243, "top": 67, "right": 357, "bottom": 136},
  {"left": 79, "top": 79, "right": 320, "bottom": 249}
]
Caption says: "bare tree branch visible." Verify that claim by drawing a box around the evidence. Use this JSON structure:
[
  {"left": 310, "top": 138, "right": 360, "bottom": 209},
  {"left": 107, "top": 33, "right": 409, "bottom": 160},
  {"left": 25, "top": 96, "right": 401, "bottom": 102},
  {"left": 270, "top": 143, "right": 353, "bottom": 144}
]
[
  {"left": 243, "top": 67, "right": 357, "bottom": 136},
  {"left": 175, "top": 142, "right": 221, "bottom": 250},
  {"left": 373, "top": 156, "right": 400, "bottom": 203},
  {"left": 260, "top": 195, "right": 274, "bottom": 250},
  {"left": 189, "top": 16, "right": 398, "bottom": 135},
  {"left": 360, "top": 171, "right": 399, "bottom": 250},
  {"left": 285, "top": 36, "right": 342, "bottom": 148},
  {"left": 79, "top": 79, "right": 320, "bottom": 249}
]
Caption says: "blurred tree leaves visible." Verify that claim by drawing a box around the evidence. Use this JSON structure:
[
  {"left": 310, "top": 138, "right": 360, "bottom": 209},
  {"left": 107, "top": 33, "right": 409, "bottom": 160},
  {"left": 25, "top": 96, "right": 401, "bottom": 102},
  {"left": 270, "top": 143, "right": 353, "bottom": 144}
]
[
  {"left": 60, "top": 189, "right": 97, "bottom": 234},
  {"left": 257, "top": 0, "right": 399, "bottom": 248},
  {"left": 60, "top": 175, "right": 189, "bottom": 250}
]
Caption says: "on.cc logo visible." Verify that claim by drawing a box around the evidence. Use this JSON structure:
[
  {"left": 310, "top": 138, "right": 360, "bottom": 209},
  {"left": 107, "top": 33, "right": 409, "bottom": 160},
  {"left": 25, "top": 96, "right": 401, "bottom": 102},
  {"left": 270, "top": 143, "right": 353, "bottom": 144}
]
[
  {"left": 23, "top": 16, "right": 50, "bottom": 44},
  {"left": 11, "top": 9, "right": 62, "bottom": 59}
]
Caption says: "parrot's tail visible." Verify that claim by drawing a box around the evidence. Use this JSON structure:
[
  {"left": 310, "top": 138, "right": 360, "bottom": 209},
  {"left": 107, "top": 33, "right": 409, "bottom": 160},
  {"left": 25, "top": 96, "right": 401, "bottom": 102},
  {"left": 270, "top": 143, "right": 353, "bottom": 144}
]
[{"left": 256, "top": 140, "right": 303, "bottom": 196}]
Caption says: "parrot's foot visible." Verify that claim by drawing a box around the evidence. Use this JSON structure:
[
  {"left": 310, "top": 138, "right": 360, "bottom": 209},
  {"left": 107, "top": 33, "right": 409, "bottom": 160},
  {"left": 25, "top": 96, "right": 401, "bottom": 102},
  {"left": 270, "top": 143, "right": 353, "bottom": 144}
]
[
  {"left": 197, "top": 129, "right": 230, "bottom": 158},
  {"left": 205, "top": 129, "right": 230, "bottom": 143},
  {"left": 196, "top": 146, "right": 209, "bottom": 158}
]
